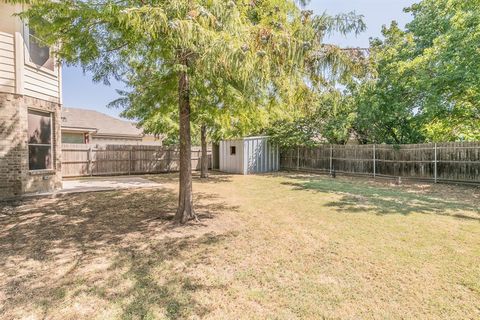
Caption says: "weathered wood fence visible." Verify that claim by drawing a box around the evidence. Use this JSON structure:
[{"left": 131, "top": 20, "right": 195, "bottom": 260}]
[
  {"left": 62, "top": 144, "right": 211, "bottom": 178},
  {"left": 280, "top": 142, "right": 480, "bottom": 184}
]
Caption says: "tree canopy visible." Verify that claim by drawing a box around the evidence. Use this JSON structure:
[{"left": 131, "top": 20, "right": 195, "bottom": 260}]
[
  {"left": 267, "top": 0, "right": 480, "bottom": 147},
  {"left": 352, "top": 0, "right": 480, "bottom": 144},
  {"left": 16, "top": 0, "right": 366, "bottom": 221}
]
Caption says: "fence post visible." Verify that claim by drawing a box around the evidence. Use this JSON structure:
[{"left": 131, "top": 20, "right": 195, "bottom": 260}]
[
  {"left": 129, "top": 148, "right": 132, "bottom": 175},
  {"left": 373, "top": 144, "right": 376, "bottom": 178},
  {"left": 87, "top": 145, "right": 92, "bottom": 176},
  {"left": 296, "top": 147, "right": 300, "bottom": 171},
  {"left": 329, "top": 145, "right": 333, "bottom": 174},
  {"left": 167, "top": 148, "right": 171, "bottom": 173},
  {"left": 434, "top": 143, "right": 437, "bottom": 183}
]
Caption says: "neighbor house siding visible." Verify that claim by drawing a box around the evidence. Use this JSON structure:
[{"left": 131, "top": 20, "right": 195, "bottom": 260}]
[
  {"left": 92, "top": 136, "right": 144, "bottom": 145},
  {"left": 0, "top": 32, "right": 15, "bottom": 94}
]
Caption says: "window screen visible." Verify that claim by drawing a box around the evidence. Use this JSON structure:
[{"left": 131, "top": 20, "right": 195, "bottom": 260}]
[
  {"left": 28, "top": 110, "right": 52, "bottom": 170},
  {"left": 230, "top": 146, "right": 236, "bottom": 155},
  {"left": 27, "top": 27, "right": 54, "bottom": 71}
]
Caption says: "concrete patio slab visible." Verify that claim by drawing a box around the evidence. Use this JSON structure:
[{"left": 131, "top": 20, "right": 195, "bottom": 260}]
[
  {"left": 58, "top": 176, "right": 163, "bottom": 194},
  {"left": 8, "top": 176, "right": 163, "bottom": 199}
]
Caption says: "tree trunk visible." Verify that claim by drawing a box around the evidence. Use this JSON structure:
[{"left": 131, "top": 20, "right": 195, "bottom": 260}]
[
  {"left": 200, "top": 124, "right": 209, "bottom": 179},
  {"left": 175, "top": 60, "right": 196, "bottom": 224}
]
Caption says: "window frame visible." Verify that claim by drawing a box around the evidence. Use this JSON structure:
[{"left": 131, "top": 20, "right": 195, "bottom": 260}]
[
  {"left": 28, "top": 109, "right": 54, "bottom": 171},
  {"left": 23, "top": 23, "right": 57, "bottom": 75},
  {"left": 230, "top": 146, "right": 236, "bottom": 156},
  {"left": 61, "top": 131, "right": 87, "bottom": 144}
]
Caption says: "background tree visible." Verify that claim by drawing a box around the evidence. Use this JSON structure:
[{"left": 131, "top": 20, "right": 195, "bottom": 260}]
[
  {"left": 271, "top": 0, "right": 480, "bottom": 146},
  {"left": 405, "top": 0, "right": 480, "bottom": 141},
  {"left": 350, "top": 0, "right": 480, "bottom": 143},
  {"left": 350, "top": 23, "right": 425, "bottom": 144},
  {"left": 266, "top": 18, "right": 369, "bottom": 147}
]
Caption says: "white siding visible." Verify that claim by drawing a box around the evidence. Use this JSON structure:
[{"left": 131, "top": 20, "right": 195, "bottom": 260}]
[
  {"left": 0, "top": 32, "right": 15, "bottom": 94},
  {"left": 0, "top": 24, "right": 61, "bottom": 101},
  {"left": 1, "top": 1, "right": 61, "bottom": 101},
  {"left": 24, "top": 64, "right": 60, "bottom": 101}
]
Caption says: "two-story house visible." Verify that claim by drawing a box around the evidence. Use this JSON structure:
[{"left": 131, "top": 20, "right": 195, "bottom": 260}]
[{"left": 0, "top": 2, "right": 62, "bottom": 198}]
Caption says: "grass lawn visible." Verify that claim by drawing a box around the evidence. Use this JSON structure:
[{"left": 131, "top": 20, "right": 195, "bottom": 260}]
[{"left": 1, "top": 173, "right": 479, "bottom": 319}]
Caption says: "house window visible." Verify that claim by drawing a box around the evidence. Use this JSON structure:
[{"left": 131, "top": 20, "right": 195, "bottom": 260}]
[
  {"left": 230, "top": 146, "right": 236, "bottom": 155},
  {"left": 25, "top": 25, "right": 54, "bottom": 71},
  {"left": 62, "top": 132, "right": 86, "bottom": 144},
  {"left": 28, "top": 110, "right": 53, "bottom": 170}
]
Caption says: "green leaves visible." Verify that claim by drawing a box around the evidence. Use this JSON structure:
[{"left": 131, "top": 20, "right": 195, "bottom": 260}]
[
  {"left": 347, "top": 0, "right": 480, "bottom": 143},
  {"left": 267, "top": 118, "right": 323, "bottom": 148},
  {"left": 17, "top": 0, "right": 369, "bottom": 146}
]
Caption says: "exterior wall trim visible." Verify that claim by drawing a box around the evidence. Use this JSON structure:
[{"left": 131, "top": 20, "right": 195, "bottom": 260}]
[{"left": 14, "top": 31, "right": 24, "bottom": 95}]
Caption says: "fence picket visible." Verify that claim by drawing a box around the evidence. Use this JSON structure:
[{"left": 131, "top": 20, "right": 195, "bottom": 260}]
[
  {"left": 62, "top": 144, "right": 212, "bottom": 178},
  {"left": 280, "top": 142, "right": 480, "bottom": 184}
]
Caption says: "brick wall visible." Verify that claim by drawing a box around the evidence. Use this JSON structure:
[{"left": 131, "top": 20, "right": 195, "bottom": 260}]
[{"left": 0, "top": 93, "right": 62, "bottom": 199}]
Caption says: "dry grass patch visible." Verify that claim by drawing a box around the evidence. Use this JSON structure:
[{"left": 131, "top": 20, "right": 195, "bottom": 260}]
[{"left": 0, "top": 173, "right": 479, "bottom": 319}]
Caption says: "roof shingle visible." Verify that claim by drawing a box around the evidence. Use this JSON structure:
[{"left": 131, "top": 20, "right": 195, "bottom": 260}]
[{"left": 61, "top": 107, "right": 143, "bottom": 137}]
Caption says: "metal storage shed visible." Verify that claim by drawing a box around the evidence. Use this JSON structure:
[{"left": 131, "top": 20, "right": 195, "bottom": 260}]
[{"left": 219, "top": 136, "right": 280, "bottom": 175}]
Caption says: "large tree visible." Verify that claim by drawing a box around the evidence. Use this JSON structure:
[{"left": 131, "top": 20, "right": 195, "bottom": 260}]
[
  {"left": 107, "top": 4, "right": 367, "bottom": 181},
  {"left": 116, "top": 70, "right": 269, "bottom": 179},
  {"left": 19, "top": 0, "right": 323, "bottom": 223}
]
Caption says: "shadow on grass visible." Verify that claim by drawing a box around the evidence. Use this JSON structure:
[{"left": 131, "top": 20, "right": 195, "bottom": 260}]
[
  {"left": 112, "top": 233, "right": 232, "bottom": 320},
  {"left": 195, "top": 171, "right": 235, "bottom": 184},
  {"left": 144, "top": 171, "right": 234, "bottom": 185},
  {"left": 282, "top": 176, "right": 480, "bottom": 220},
  {"left": 0, "top": 187, "right": 238, "bottom": 319}
]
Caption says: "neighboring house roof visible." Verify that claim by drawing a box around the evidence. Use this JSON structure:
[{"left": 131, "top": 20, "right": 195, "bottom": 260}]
[{"left": 61, "top": 107, "right": 143, "bottom": 138}]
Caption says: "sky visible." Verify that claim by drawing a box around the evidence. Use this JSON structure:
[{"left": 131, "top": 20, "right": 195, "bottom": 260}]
[{"left": 62, "top": 0, "right": 418, "bottom": 119}]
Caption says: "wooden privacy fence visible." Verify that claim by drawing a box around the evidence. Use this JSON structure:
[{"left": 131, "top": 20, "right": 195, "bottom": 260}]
[
  {"left": 62, "top": 144, "right": 211, "bottom": 178},
  {"left": 280, "top": 142, "right": 480, "bottom": 184}
]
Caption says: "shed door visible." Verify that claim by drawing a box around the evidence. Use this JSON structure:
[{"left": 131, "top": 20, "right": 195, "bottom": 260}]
[{"left": 212, "top": 143, "right": 220, "bottom": 170}]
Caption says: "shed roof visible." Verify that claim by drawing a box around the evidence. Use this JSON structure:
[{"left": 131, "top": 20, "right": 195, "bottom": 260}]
[
  {"left": 61, "top": 107, "right": 143, "bottom": 137},
  {"left": 221, "top": 136, "right": 270, "bottom": 142}
]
